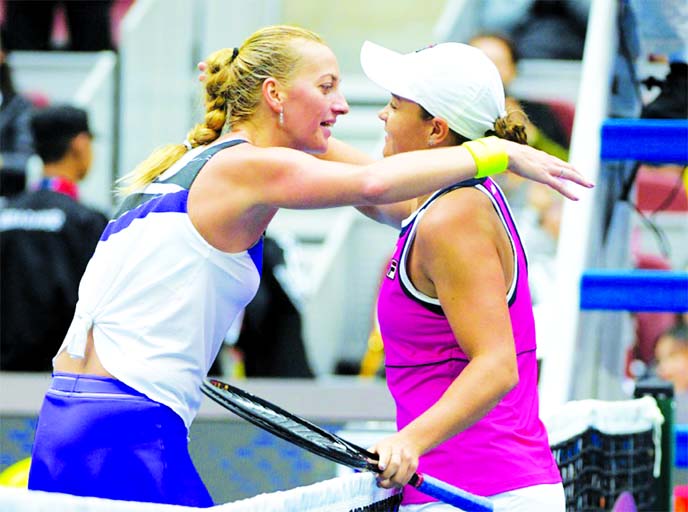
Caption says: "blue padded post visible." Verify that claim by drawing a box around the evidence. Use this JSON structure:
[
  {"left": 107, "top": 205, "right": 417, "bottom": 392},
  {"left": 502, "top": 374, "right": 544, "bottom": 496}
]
[
  {"left": 600, "top": 119, "right": 688, "bottom": 164},
  {"left": 580, "top": 269, "right": 688, "bottom": 312}
]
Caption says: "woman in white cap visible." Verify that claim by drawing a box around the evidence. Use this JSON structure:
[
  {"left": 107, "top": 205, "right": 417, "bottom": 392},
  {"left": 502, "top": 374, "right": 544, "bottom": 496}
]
[{"left": 350, "top": 41, "right": 567, "bottom": 511}]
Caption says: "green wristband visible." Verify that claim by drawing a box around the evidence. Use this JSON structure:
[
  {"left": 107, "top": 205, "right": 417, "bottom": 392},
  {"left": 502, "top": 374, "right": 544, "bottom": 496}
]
[{"left": 463, "top": 136, "right": 509, "bottom": 179}]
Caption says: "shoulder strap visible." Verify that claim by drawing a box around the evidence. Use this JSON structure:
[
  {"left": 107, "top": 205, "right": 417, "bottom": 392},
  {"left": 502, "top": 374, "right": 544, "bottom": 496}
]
[
  {"left": 159, "top": 139, "right": 246, "bottom": 189},
  {"left": 113, "top": 139, "right": 246, "bottom": 219}
]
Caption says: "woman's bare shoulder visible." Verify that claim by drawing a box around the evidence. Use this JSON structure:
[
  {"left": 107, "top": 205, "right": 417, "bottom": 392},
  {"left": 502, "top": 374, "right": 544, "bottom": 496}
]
[
  {"left": 205, "top": 143, "right": 314, "bottom": 183},
  {"left": 422, "top": 187, "right": 491, "bottom": 233}
]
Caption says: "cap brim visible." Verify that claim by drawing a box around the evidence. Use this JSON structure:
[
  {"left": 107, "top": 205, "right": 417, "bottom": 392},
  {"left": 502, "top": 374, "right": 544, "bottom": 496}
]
[{"left": 359, "top": 41, "right": 416, "bottom": 101}]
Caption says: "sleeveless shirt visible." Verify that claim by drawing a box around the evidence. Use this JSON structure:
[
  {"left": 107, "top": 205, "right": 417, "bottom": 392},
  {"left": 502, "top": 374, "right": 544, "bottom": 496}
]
[
  {"left": 376, "top": 177, "right": 561, "bottom": 503},
  {"left": 55, "top": 140, "right": 263, "bottom": 429}
]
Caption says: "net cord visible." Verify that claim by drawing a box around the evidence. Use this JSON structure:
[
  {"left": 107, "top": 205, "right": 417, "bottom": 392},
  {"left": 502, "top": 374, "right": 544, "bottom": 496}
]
[
  {"left": 0, "top": 473, "right": 400, "bottom": 512},
  {"left": 543, "top": 396, "right": 664, "bottom": 476}
]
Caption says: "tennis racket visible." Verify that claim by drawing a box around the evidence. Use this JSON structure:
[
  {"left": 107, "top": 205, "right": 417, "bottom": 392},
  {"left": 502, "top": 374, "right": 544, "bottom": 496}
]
[{"left": 201, "top": 378, "right": 493, "bottom": 511}]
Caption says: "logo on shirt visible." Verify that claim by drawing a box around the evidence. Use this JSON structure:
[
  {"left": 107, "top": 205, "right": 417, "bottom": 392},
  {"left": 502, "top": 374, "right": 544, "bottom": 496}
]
[
  {"left": 0, "top": 208, "right": 66, "bottom": 232},
  {"left": 386, "top": 259, "right": 398, "bottom": 280}
]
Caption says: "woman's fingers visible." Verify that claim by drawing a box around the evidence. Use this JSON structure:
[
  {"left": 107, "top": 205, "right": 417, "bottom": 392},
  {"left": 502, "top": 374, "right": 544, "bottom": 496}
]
[
  {"left": 370, "top": 443, "right": 400, "bottom": 488},
  {"left": 389, "top": 455, "right": 414, "bottom": 487},
  {"left": 547, "top": 176, "right": 580, "bottom": 201},
  {"left": 545, "top": 157, "right": 594, "bottom": 201},
  {"left": 380, "top": 448, "right": 400, "bottom": 480},
  {"left": 506, "top": 141, "right": 594, "bottom": 201},
  {"left": 369, "top": 445, "right": 390, "bottom": 474},
  {"left": 370, "top": 441, "right": 418, "bottom": 489},
  {"left": 556, "top": 163, "right": 594, "bottom": 188}
]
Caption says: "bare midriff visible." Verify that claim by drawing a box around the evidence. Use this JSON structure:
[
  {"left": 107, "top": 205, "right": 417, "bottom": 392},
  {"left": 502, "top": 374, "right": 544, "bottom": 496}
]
[{"left": 53, "top": 328, "right": 114, "bottom": 378}]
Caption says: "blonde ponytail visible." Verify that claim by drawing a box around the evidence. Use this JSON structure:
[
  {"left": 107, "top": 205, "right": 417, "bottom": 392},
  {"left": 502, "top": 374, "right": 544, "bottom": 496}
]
[{"left": 117, "top": 144, "right": 186, "bottom": 195}]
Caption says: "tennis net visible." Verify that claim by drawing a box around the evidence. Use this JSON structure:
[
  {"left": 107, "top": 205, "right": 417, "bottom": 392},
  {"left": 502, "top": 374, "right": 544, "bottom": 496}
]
[
  {"left": 0, "top": 472, "right": 401, "bottom": 512},
  {"left": 545, "top": 395, "right": 664, "bottom": 511},
  {"left": 0, "top": 397, "right": 666, "bottom": 512}
]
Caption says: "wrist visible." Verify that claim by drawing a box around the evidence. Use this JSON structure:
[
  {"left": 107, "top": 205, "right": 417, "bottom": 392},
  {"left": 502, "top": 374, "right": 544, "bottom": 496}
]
[
  {"left": 462, "top": 136, "right": 509, "bottom": 179},
  {"left": 401, "top": 421, "right": 438, "bottom": 456}
]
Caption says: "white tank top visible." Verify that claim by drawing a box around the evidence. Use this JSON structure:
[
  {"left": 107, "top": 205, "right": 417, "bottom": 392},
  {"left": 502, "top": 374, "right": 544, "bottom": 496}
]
[{"left": 55, "top": 140, "right": 261, "bottom": 428}]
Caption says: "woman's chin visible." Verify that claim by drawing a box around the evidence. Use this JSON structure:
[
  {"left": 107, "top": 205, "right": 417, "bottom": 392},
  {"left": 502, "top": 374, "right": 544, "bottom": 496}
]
[
  {"left": 301, "top": 141, "right": 328, "bottom": 154},
  {"left": 309, "top": 134, "right": 330, "bottom": 154}
]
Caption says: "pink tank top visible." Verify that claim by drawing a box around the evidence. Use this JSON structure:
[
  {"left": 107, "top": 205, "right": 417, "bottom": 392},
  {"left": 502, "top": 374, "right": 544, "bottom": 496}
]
[{"left": 377, "top": 178, "right": 561, "bottom": 503}]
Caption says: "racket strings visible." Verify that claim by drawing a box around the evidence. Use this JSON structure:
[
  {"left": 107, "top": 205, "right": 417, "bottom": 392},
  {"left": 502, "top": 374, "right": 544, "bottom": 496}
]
[{"left": 203, "top": 381, "right": 375, "bottom": 470}]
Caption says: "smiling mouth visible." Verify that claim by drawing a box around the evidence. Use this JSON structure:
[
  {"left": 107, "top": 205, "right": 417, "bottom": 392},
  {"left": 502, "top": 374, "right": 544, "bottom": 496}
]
[{"left": 320, "top": 121, "right": 335, "bottom": 127}]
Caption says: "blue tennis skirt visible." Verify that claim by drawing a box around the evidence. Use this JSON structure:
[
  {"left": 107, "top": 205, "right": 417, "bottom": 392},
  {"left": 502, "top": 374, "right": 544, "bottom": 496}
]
[{"left": 28, "top": 372, "right": 213, "bottom": 507}]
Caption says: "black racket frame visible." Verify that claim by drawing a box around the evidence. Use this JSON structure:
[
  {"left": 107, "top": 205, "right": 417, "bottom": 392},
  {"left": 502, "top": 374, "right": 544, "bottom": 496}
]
[{"left": 202, "top": 378, "right": 380, "bottom": 473}]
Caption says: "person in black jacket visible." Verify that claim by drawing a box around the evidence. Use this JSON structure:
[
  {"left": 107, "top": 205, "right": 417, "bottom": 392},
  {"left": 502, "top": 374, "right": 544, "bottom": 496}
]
[
  {"left": 0, "top": 105, "right": 108, "bottom": 371},
  {"left": 0, "top": 49, "right": 35, "bottom": 197}
]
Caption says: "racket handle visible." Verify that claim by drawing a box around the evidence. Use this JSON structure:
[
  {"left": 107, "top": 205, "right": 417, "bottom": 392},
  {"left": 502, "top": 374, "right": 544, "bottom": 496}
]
[{"left": 408, "top": 473, "right": 493, "bottom": 511}]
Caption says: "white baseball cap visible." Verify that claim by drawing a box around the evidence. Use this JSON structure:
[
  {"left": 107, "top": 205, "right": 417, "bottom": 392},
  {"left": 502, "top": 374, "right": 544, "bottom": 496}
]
[{"left": 360, "top": 41, "right": 507, "bottom": 140}]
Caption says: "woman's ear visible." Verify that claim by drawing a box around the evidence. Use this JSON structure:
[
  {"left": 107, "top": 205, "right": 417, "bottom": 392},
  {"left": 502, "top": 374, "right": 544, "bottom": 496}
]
[
  {"left": 428, "top": 117, "right": 451, "bottom": 146},
  {"left": 262, "top": 77, "right": 284, "bottom": 115}
]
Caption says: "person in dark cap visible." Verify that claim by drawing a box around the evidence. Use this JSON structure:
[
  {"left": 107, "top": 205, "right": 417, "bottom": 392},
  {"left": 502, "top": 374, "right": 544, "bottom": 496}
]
[{"left": 0, "top": 104, "right": 108, "bottom": 371}]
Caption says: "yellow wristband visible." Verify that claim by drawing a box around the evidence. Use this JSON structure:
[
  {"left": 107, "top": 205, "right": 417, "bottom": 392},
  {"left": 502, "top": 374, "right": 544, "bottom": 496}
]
[{"left": 463, "top": 136, "right": 509, "bottom": 179}]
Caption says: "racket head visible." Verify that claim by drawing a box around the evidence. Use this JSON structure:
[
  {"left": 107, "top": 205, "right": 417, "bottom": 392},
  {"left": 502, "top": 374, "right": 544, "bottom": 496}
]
[{"left": 202, "top": 378, "right": 379, "bottom": 472}]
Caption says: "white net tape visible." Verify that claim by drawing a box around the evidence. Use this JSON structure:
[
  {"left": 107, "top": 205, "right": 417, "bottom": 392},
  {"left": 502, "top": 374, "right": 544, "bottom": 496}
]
[
  {"left": 0, "top": 472, "right": 399, "bottom": 512},
  {"left": 543, "top": 395, "right": 664, "bottom": 476},
  {"left": 0, "top": 397, "right": 665, "bottom": 511}
]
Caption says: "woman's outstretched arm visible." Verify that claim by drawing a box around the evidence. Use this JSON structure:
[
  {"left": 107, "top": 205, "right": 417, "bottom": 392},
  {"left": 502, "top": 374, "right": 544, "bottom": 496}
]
[{"left": 320, "top": 137, "right": 592, "bottom": 227}]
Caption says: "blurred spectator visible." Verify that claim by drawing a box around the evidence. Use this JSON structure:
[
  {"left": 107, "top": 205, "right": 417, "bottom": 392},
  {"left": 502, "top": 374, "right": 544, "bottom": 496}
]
[
  {"left": 625, "top": 254, "right": 681, "bottom": 380},
  {"left": 624, "top": 162, "right": 686, "bottom": 377},
  {"left": 0, "top": 105, "right": 108, "bottom": 371},
  {"left": 519, "top": 184, "right": 563, "bottom": 303},
  {"left": 654, "top": 322, "right": 688, "bottom": 423},
  {"left": 479, "top": 0, "right": 591, "bottom": 60},
  {"left": 642, "top": 60, "right": 688, "bottom": 120},
  {"left": 0, "top": 49, "right": 35, "bottom": 197},
  {"left": 469, "top": 32, "right": 571, "bottom": 159},
  {"left": 2, "top": 0, "right": 114, "bottom": 52},
  {"left": 626, "top": 0, "right": 687, "bottom": 119}
]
